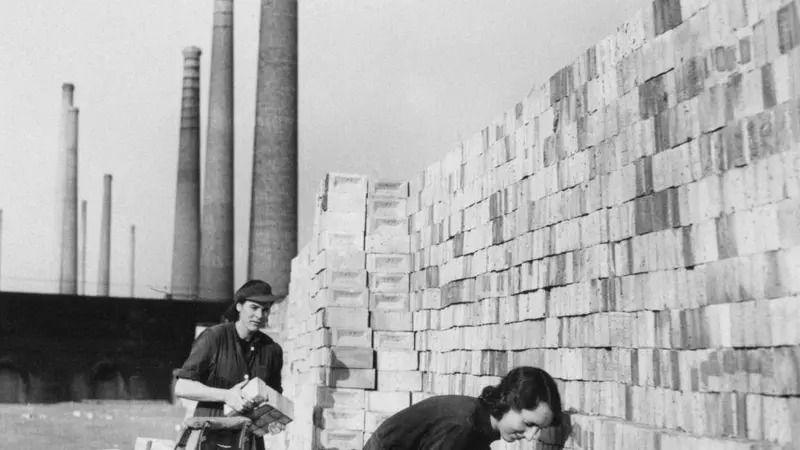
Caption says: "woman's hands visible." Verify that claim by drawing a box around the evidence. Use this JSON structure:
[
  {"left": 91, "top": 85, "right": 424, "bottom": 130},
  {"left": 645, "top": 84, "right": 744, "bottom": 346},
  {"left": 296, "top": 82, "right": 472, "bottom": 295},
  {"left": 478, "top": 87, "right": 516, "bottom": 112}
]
[
  {"left": 267, "top": 421, "right": 286, "bottom": 435},
  {"left": 224, "top": 379, "right": 255, "bottom": 413}
]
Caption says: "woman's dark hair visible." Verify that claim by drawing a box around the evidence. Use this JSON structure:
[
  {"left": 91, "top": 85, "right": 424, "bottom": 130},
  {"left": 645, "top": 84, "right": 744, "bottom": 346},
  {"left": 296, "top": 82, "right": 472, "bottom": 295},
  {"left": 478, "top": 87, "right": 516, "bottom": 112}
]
[{"left": 479, "top": 366, "right": 562, "bottom": 427}]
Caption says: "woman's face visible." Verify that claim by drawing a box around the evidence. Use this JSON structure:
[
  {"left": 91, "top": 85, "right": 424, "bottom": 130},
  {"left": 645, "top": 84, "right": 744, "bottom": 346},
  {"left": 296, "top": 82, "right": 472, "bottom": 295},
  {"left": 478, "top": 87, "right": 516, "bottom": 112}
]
[{"left": 495, "top": 402, "right": 554, "bottom": 442}]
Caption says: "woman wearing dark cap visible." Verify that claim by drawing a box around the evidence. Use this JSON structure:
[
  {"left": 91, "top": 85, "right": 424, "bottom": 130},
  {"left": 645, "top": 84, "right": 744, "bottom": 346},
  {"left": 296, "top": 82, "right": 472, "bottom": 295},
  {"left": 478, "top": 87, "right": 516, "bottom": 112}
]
[
  {"left": 363, "top": 366, "right": 562, "bottom": 450},
  {"left": 174, "top": 280, "right": 285, "bottom": 448}
]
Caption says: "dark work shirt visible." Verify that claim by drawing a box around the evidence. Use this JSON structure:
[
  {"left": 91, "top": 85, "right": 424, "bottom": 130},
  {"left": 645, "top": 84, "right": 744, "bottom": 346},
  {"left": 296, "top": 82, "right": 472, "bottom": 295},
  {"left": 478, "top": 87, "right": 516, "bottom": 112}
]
[
  {"left": 175, "top": 322, "right": 283, "bottom": 417},
  {"left": 363, "top": 395, "right": 500, "bottom": 450}
]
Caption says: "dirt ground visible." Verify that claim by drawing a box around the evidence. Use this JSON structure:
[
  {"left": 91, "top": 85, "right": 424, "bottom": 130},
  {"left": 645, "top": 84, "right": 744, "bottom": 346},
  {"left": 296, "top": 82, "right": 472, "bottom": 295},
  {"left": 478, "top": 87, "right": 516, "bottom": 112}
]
[{"left": 0, "top": 401, "right": 187, "bottom": 450}]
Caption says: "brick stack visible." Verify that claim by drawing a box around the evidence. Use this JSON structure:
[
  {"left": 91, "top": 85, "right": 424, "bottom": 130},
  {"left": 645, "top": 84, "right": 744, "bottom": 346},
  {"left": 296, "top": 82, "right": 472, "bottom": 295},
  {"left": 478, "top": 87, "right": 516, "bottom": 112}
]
[
  {"left": 364, "top": 181, "right": 415, "bottom": 440},
  {"left": 405, "top": 1, "right": 800, "bottom": 449},
  {"left": 280, "top": 0, "right": 800, "bottom": 449},
  {"left": 280, "top": 173, "right": 376, "bottom": 450},
  {"left": 308, "top": 173, "right": 374, "bottom": 450},
  {"left": 278, "top": 244, "right": 315, "bottom": 450}
]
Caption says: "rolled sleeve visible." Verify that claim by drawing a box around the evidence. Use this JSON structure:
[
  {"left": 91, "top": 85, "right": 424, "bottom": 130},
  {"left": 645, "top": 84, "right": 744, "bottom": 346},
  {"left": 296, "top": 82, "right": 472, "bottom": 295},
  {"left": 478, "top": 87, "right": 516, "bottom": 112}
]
[{"left": 175, "top": 328, "right": 215, "bottom": 382}]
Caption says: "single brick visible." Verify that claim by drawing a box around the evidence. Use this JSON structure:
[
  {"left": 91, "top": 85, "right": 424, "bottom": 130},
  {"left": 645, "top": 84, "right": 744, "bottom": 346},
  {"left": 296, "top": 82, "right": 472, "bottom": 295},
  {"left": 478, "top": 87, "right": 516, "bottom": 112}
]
[
  {"left": 652, "top": 189, "right": 670, "bottom": 232},
  {"left": 739, "top": 37, "right": 752, "bottom": 65},
  {"left": 698, "top": 130, "right": 726, "bottom": 177},
  {"left": 698, "top": 83, "right": 726, "bottom": 133},
  {"left": 681, "top": 226, "right": 695, "bottom": 266},
  {"left": 778, "top": 199, "right": 800, "bottom": 247},
  {"left": 778, "top": 2, "right": 800, "bottom": 54},
  {"left": 654, "top": 111, "right": 671, "bottom": 153},
  {"left": 653, "top": 0, "right": 682, "bottom": 36},
  {"left": 763, "top": 250, "right": 787, "bottom": 299},
  {"left": 725, "top": 72, "right": 743, "bottom": 123},
  {"left": 757, "top": 109, "right": 777, "bottom": 158},
  {"left": 667, "top": 187, "right": 681, "bottom": 227},
  {"left": 639, "top": 74, "right": 669, "bottom": 119},
  {"left": 774, "top": 101, "right": 797, "bottom": 153},
  {"left": 715, "top": 213, "right": 738, "bottom": 259},
  {"left": 491, "top": 217, "right": 503, "bottom": 245},
  {"left": 586, "top": 46, "right": 598, "bottom": 80},
  {"left": 746, "top": 111, "right": 776, "bottom": 161},
  {"left": 635, "top": 195, "right": 654, "bottom": 235},
  {"left": 679, "top": 57, "right": 707, "bottom": 101},
  {"left": 543, "top": 135, "right": 557, "bottom": 167},
  {"left": 762, "top": 63, "right": 777, "bottom": 109},
  {"left": 714, "top": 45, "right": 737, "bottom": 72},
  {"left": 723, "top": 121, "right": 747, "bottom": 169}
]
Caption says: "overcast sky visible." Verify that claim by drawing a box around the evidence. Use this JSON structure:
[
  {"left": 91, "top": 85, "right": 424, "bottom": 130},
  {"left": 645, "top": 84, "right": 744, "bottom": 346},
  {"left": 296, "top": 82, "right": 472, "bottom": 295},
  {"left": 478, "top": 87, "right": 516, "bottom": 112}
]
[{"left": 0, "top": 0, "right": 647, "bottom": 297}]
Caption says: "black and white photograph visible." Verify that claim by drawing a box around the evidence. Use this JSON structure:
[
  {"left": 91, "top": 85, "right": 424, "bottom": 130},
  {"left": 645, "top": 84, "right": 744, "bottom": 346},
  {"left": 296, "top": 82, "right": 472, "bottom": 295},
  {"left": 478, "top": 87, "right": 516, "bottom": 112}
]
[{"left": 0, "top": 0, "right": 799, "bottom": 448}]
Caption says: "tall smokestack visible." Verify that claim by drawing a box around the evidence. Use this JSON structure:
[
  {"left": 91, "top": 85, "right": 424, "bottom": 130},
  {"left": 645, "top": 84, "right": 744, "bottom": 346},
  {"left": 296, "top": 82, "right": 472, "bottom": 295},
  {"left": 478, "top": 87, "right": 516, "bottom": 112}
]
[
  {"left": 200, "top": 0, "right": 235, "bottom": 301},
  {"left": 0, "top": 209, "right": 3, "bottom": 291},
  {"left": 130, "top": 225, "right": 136, "bottom": 298},
  {"left": 248, "top": 0, "right": 298, "bottom": 297},
  {"left": 59, "top": 107, "right": 79, "bottom": 294},
  {"left": 80, "top": 200, "right": 87, "bottom": 295},
  {"left": 171, "top": 47, "right": 202, "bottom": 300},
  {"left": 57, "top": 83, "right": 75, "bottom": 294},
  {"left": 97, "top": 174, "right": 112, "bottom": 296}
]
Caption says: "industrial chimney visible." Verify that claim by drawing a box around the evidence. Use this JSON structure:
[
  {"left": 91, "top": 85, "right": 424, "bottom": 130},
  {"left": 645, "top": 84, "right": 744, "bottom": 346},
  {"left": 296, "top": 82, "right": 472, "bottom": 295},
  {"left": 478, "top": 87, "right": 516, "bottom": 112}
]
[{"left": 200, "top": 0, "right": 235, "bottom": 301}]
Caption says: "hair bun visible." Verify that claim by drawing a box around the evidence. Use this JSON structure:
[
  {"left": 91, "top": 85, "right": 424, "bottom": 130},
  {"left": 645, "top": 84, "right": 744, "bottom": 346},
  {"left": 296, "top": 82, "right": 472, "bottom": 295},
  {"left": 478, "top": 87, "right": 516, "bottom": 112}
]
[{"left": 479, "top": 385, "right": 496, "bottom": 401}]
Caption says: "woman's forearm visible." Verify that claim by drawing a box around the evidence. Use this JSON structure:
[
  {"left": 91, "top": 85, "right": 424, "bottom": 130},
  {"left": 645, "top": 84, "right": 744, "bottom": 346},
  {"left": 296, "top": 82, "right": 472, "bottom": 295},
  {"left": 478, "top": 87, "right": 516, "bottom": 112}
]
[{"left": 174, "top": 378, "right": 229, "bottom": 403}]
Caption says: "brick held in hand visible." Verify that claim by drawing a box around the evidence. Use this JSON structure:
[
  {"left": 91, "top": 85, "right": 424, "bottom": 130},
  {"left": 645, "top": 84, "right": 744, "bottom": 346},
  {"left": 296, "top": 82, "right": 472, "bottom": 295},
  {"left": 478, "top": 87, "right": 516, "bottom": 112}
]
[{"left": 224, "top": 378, "right": 293, "bottom": 428}]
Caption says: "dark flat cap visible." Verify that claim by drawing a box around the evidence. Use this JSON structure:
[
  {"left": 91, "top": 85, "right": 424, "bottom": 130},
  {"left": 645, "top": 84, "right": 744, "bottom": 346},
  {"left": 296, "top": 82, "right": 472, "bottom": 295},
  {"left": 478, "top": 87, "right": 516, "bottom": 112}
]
[{"left": 233, "top": 279, "right": 280, "bottom": 305}]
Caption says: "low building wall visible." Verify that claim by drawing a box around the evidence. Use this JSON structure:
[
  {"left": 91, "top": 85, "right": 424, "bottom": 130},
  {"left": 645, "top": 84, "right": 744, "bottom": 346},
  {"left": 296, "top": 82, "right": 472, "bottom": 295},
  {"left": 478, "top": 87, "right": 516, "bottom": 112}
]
[{"left": 0, "top": 291, "right": 226, "bottom": 403}]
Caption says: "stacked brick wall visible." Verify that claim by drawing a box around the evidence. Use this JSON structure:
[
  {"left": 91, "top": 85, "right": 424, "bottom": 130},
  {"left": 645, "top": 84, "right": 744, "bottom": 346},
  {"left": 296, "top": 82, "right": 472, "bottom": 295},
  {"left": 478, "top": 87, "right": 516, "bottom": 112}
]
[{"left": 280, "top": 0, "right": 800, "bottom": 448}]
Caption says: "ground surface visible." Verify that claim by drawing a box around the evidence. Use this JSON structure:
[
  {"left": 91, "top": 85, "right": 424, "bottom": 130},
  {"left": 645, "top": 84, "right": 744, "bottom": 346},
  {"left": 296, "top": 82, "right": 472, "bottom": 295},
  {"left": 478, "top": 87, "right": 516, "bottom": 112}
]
[{"left": 0, "top": 401, "right": 186, "bottom": 450}]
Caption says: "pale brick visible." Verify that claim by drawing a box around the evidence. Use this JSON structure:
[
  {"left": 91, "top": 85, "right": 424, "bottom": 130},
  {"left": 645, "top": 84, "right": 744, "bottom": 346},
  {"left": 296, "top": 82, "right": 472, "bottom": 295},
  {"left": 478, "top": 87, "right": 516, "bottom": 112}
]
[
  {"left": 315, "top": 407, "right": 365, "bottom": 430},
  {"left": 371, "top": 310, "right": 413, "bottom": 331},
  {"left": 368, "top": 273, "right": 409, "bottom": 293},
  {"left": 367, "top": 216, "right": 408, "bottom": 236},
  {"left": 366, "top": 253, "right": 411, "bottom": 272},
  {"left": 317, "top": 230, "right": 364, "bottom": 252},
  {"left": 376, "top": 350, "right": 419, "bottom": 371},
  {"left": 310, "top": 346, "right": 374, "bottom": 369},
  {"left": 315, "top": 308, "right": 369, "bottom": 330},
  {"left": 373, "top": 331, "right": 415, "bottom": 350},
  {"left": 312, "top": 249, "right": 365, "bottom": 274},
  {"left": 316, "top": 429, "right": 364, "bottom": 450},
  {"left": 377, "top": 370, "right": 422, "bottom": 392},
  {"left": 369, "top": 180, "right": 409, "bottom": 198},
  {"left": 313, "top": 288, "right": 368, "bottom": 310},
  {"left": 315, "top": 387, "right": 366, "bottom": 409},
  {"left": 322, "top": 172, "right": 368, "bottom": 196}
]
